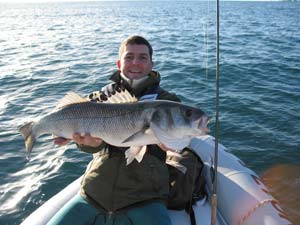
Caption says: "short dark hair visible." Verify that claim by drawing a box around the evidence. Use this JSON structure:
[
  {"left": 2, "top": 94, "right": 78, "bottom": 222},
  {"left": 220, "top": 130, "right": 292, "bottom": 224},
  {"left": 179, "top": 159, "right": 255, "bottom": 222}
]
[{"left": 119, "top": 35, "right": 153, "bottom": 60}]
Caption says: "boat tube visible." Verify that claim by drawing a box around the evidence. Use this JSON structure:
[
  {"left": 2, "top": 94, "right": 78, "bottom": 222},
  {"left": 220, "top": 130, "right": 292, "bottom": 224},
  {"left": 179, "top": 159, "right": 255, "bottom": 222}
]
[{"left": 21, "top": 136, "right": 291, "bottom": 225}]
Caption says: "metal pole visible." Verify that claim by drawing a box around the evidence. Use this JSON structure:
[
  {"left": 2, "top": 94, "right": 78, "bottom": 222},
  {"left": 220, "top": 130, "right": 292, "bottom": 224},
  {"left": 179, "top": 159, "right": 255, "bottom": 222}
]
[{"left": 211, "top": 0, "right": 220, "bottom": 223}]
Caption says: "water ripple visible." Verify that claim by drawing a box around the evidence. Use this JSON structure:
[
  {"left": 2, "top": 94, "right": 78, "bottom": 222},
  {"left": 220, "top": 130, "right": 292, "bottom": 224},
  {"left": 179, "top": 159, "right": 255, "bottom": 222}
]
[{"left": 0, "top": 1, "right": 299, "bottom": 225}]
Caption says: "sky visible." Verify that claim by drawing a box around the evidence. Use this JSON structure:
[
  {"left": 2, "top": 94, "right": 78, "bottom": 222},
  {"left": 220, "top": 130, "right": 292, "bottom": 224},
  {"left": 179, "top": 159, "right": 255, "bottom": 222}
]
[
  {"left": 0, "top": 0, "right": 101, "bottom": 2},
  {"left": 0, "top": 0, "right": 282, "bottom": 4},
  {"left": 0, "top": 0, "right": 205, "bottom": 3},
  {"left": 0, "top": 0, "right": 159, "bottom": 2},
  {"left": 0, "top": 0, "right": 254, "bottom": 3},
  {"left": 0, "top": 0, "right": 116, "bottom": 3}
]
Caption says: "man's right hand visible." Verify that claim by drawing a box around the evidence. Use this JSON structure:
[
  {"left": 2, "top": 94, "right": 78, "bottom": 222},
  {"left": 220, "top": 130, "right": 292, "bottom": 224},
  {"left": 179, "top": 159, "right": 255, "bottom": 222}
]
[{"left": 53, "top": 133, "right": 103, "bottom": 148}]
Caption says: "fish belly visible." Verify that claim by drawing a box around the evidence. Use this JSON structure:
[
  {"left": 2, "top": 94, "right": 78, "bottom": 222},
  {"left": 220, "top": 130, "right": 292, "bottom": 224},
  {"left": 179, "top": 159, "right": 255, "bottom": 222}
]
[{"left": 40, "top": 103, "right": 157, "bottom": 147}]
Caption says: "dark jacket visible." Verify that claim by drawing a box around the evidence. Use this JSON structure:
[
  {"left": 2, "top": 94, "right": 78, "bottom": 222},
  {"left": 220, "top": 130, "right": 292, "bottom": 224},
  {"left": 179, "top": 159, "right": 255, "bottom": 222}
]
[{"left": 79, "top": 71, "right": 181, "bottom": 212}]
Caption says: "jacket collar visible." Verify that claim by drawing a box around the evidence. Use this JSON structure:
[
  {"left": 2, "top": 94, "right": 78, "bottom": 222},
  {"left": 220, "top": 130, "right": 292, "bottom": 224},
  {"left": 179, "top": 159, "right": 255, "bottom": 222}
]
[{"left": 109, "top": 70, "right": 161, "bottom": 97}]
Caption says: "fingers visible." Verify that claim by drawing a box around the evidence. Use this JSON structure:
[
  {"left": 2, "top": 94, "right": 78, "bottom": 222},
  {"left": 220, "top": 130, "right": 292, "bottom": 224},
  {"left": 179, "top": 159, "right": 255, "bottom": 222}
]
[
  {"left": 158, "top": 143, "right": 176, "bottom": 152},
  {"left": 158, "top": 143, "right": 182, "bottom": 159},
  {"left": 73, "top": 133, "right": 103, "bottom": 147},
  {"left": 54, "top": 137, "right": 71, "bottom": 146},
  {"left": 53, "top": 133, "right": 103, "bottom": 148}
]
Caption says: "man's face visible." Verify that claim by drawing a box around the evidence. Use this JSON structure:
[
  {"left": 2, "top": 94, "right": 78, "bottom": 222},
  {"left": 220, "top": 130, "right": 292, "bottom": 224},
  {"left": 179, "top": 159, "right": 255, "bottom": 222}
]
[{"left": 117, "top": 44, "right": 153, "bottom": 80}]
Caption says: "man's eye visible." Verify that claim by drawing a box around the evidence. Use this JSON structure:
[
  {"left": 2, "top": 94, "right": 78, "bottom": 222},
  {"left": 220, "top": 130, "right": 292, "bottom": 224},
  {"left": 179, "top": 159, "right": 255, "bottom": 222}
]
[
  {"left": 140, "top": 56, "right": 148, "bottom": 61},
  {"left": 125, "top": 55, "right": 133, "bottom": 60}
]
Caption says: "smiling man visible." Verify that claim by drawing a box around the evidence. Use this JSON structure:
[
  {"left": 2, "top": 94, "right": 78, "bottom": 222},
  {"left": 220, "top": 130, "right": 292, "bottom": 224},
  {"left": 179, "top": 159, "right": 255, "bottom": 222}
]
[
  {"left": 50, "top": 35, "right": 182, "bottom": 225},
  {"left": 117, "top": 37, "right": 154, "bottom": 80}
]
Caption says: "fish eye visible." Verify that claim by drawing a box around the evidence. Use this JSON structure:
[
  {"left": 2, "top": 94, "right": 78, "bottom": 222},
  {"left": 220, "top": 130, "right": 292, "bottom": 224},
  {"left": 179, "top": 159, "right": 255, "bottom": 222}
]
[{"left": 185, "top": 109, "right": 192, "bottom": 118}]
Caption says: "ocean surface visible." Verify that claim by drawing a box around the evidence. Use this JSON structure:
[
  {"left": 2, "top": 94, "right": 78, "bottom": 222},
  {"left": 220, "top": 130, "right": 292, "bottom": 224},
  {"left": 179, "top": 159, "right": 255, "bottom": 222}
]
[{"left": 0, "top": 1, "right": 299, "bottom": 224}]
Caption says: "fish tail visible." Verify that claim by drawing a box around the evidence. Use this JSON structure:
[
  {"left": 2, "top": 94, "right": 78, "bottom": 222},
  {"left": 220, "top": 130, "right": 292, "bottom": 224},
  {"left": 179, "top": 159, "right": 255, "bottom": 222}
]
[{"left": 19, "top": 121, "right": 36, "bottom": 159}]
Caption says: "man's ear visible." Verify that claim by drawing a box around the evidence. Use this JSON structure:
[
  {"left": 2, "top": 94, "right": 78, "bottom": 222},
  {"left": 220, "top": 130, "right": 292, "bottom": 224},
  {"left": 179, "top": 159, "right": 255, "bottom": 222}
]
[{"left": 117, "top": 60, "right": 121, "bottom": 69}]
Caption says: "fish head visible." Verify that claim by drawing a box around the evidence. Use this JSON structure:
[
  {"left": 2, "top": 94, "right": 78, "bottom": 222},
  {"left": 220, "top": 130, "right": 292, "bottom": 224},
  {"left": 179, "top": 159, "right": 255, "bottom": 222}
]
[
  {"left": 151, "top": 102, "right": 209, "bottom": 136},
  {"left": 176, "top": 104, "right": 209, "bottom": 135}
]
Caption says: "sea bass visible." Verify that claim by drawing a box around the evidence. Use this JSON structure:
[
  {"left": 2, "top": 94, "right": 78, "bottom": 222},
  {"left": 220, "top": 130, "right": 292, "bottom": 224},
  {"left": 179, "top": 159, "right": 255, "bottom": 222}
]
[{"left": 19, "top": 90, "right": 209, "bottom": 164}]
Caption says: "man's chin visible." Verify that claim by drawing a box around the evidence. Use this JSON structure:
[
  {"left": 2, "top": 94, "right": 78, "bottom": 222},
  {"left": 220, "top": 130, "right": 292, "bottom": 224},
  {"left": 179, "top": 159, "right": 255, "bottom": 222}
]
[{"left": 126, "top": 73, "right": 147, "bottom": 80}]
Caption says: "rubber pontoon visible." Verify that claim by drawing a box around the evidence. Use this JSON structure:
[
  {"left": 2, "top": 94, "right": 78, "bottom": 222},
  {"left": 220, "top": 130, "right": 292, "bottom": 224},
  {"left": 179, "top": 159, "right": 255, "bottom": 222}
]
[{"left": 21, "top": 136, "right": 291, "bottom": 225}]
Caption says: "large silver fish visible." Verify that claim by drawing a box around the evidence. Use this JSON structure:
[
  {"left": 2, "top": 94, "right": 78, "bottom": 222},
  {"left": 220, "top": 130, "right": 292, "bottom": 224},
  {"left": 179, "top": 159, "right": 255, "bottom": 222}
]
[{"left": 19, "top": 90, "right": 209, "bottom": 164}]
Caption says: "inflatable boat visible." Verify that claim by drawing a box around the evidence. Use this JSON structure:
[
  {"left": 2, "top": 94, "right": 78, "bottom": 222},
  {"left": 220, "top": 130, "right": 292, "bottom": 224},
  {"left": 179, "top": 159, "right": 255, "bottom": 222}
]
[{"left": 21, "top": 135, "right": 291, "bottom": 225}]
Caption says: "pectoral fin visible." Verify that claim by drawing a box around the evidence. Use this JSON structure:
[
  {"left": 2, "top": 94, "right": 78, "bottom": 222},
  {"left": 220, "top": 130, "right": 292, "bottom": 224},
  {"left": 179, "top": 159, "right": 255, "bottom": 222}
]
[
  {"left": 125, "top": 146, "right": 147, "bottom": 165},
  {"left": 150, "top": 122, "right": 190, "bottom": 152},
  {"left": 122, "top": 125, "right": 153, "bottom": 144}
]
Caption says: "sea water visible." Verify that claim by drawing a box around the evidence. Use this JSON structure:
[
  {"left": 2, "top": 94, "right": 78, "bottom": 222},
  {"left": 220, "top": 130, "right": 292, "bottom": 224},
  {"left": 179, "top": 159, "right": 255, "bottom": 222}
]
[{"left": 0, "top": 1, "right": 299, "bottom": 224}]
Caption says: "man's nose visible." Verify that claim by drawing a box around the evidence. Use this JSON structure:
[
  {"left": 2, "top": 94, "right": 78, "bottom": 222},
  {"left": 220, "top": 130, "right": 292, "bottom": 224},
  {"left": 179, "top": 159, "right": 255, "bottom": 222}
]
[{"left": 132, "top": 57, "right": 140, "bottom": 65}]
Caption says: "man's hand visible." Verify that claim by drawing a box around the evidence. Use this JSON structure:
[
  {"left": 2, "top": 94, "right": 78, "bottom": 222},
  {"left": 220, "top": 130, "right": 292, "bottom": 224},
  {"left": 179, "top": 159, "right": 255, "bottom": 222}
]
[
  {"left": 158, "top": 143, "right": 182, "bottom": 158},
  {"left": 73, "top": 133, "right": 103, "bottom": 147},
  {"left": 158, "top": 143, "right": 176, "bottom": 152},
  {"left": 54, "top": 137, "right": 71, "bottom": 146},
  {"left": 53, "top": 133, "right": 103, "bottom": 147}
]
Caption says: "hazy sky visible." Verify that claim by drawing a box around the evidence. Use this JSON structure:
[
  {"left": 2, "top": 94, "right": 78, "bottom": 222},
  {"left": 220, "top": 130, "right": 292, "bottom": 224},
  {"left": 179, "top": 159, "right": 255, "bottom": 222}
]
[
  {"left": 0, "top": 0, "right": 241, "bottom": 3},
  {"left": 0, "top": 0, "right": 112, "bottom": 3},
  {"left": 0, "top": 0, "right": 161, "bottom": 2},
  {"left": 0, "top": 0, "right": 151, "bottom": 2},
  {"left": 0, "top": 0, "right": 277, "bottom": 3}
]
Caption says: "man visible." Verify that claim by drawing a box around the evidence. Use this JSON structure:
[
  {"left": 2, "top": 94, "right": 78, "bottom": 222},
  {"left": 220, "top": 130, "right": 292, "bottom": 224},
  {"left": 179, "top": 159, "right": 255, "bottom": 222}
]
[{"left": 48, "top": 36, "right": 181, "bottom": 225}]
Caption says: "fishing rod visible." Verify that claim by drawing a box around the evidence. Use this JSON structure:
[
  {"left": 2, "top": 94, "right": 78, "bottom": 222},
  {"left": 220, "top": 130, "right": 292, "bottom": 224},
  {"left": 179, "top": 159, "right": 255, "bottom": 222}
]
[{"left": 211, "top": 0, "right": 220, "bottom": 223}]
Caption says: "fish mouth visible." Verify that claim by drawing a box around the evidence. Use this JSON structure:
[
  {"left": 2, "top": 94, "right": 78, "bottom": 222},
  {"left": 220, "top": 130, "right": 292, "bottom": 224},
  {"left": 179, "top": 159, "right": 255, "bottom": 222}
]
[{"left": 197, "top": 115, "right": 210, "bottom": 133}]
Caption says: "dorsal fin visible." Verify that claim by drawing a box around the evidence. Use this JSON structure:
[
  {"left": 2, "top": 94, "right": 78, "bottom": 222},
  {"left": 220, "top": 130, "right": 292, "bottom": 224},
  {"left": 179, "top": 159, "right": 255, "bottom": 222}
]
[
  {"left": 56, "top": 92, "right": 88, "bottom": 109},
  {"left": 104, "top": 88, "right": 137, "bottom": 104}
]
